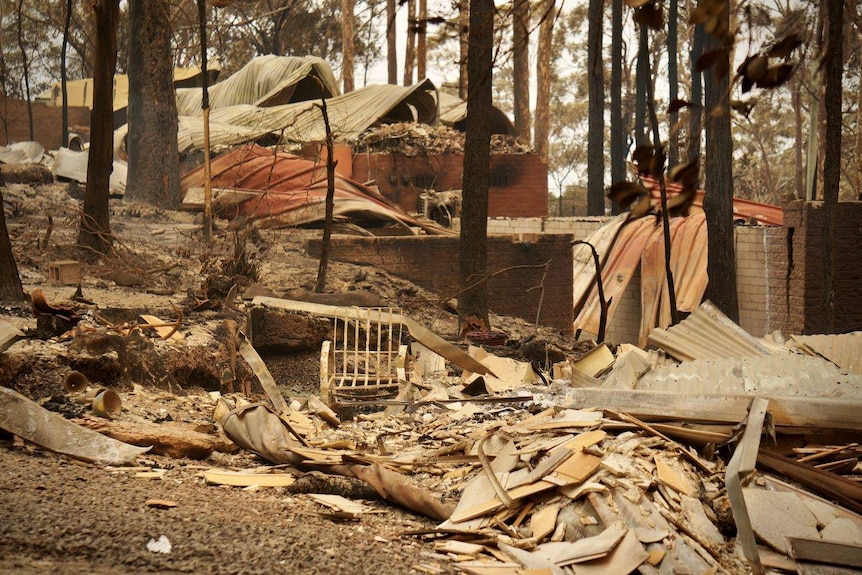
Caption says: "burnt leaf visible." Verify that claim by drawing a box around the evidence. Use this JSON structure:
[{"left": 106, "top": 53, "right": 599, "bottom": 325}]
[
  {"left": 666, "top": 188, "right": 697, "bottom": 217},
  {"left": 624, "top": 0, "right": 653, "bottom": 7},
  {"left": 668, "top": 159, "right": 699, "bottom": 191},
  {"left": 629, "top": 192, "right": 654, "bottom": 219},
  {"left": 668, "top": 99, "right": 693, "bottom": 114},
  {"left": 755, "top": 63, "right": 794, "bottom": 89},
  {"left": 696, "top": 49, "right": 723, "bottom": 72},
  {"left": 633, "top": 3, "right": 664, "bottom": 30},
  {"left": 690, "top": 0, "right": 725, "bottom": 25},
  {"left": 608, "top": 180, "right": 646, "bottom": 210},
  {"left": 730, "top": 100, "right": 755, "bottom": 117},
  {"left": 632, "top": 145, "right": 656, "bottom": 177},
  {"left": 768, "top": 34, "right": 804, "bottom": 59}
]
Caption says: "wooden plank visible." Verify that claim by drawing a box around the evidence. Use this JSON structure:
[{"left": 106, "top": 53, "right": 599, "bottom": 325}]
[
  {"left": 549, "top": 452, "right": 601, "bottom": 486},
  {"left": 570, "top": 528, "right": 649, "bottom": 575},
  {"left": 0, "top": 319, "right": 23, "bottom": 353},
  {"left": 757, "top": 450, "right": 862, "bottom": 515},
  {"left": 655, "top": 456, "right": 696, "bottom": 497},
  {"left": 202, "top": 468, "right": 296, "bottom": 487},
  {"left": 566, "top": 388, "right": 862, "bottom": 431},
  {"left": 787, "top": 537, "right": 862, "bottom": 568},
  {"left": 530, "top": 503, "right": 561, "bottom": 541}
]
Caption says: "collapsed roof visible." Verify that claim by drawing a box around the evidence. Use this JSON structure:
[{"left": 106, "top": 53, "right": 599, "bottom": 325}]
[
  {"left": 180, "top": 143, "right": 451, "bottom": 235},
  {"left": 175, "top": 55, "right": 339, "bottom": 115}
]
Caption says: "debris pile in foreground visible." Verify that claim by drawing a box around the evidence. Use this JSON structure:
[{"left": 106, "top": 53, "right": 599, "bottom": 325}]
[{"left": 1, "top": 295, "right": 860, "bottom": 575}]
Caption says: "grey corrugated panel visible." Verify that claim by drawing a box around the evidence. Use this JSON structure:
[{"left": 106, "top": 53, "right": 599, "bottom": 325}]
[
  {"left": 792, "top": 333, "right": 862, "bottom": 376},
  {"left": 173, "top": 81, "right": 440, "bottom": 153},
  {"left": 647, "top": 301, "right": 774, "bottom": 361},
  {"left": 175, "top": 55, "right": 339, "bottom": 116},
  {"left": 635, "top": 354, "right": 862, "bottom": 397}
]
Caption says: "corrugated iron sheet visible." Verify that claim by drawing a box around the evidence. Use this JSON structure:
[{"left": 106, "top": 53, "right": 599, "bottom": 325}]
[
  {"left": 636, "top": 354, "right": 862, "bottom": 397},
  {"left": 641, "top": 177, "right": 783, "bottom": 226},
  {"left": 573, "top": 215, "right": 708, "bottom": 341},
  {"left": 791, "top": 332, "right": 862, "bottom": 376},
  {"left": 574, "top": 217, "right": 659, "bottom": 336},
  {"left": 647, "top": 301, "right": 774, "bottom": 362},
  {"left": 175, "top": 55, "right": 339, "bottom": 115},
  {"left": 166, "top": 80, "right": 439, "bottom": 154},
  {"left": 180, "top": 144, "right": 450, "bottom": 234}
]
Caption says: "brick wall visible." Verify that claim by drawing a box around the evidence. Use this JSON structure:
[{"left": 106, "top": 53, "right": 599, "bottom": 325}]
[
  {"left": 781, "top": 200, "right": 862, "bottom": 334},
  {"left": 0, "top": 97, "right": 91, "bottom": 149},
  {"left": 306, "top": 234, "right": 574, "bottom": 334},
  {"left": 351, "top": 152, "right": 548, "bottom": 217}
]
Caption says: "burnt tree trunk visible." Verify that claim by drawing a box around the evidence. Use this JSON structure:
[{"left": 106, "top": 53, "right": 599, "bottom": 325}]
[
  {"left": 0, "top": 178, "right": 24, "bottom": 303},
  {"left": 125, "top": 0, "right": 180, "bottom": 208},
  {"left": 387, "top": 0, "right": 397, "bottom": 84},
  {"left": 459, "top": 0, "right": 494, "bottom": 327},
  {"left": 533, "top": 0, "right": 554, "bottom": 161},
  {"left": 417, "top": 0, "right": 427, "bottom": 79},
  {"left": 78, "top": 0, "right": 119, "bottom": 255},
  {"left": 702, "top": 0, "right": 738, "bottom": 322},
  {"left": 610, "top": 0, "right": 625, "bottom": 189},
  {"left": 634, "top": 24, "right": 648, "bottom": 145},
  {"left": 667, "top": 0, "right": 679, "bottom": 167},
  {"left": 61, "top": 0, "right": 72, "bottom": 145},
  {"left": 586, "top": 0, "right": 604, "bottom": 216},
  {"left": 688, "top": 23, "right": 704, "bottom": 161},
  {"left": 404, "top": 0, "right": 415, "bottom": 85},
  {"left": 512, "top": 0, "right": 530, "bottom": 143},
  {"left": 341, "top": 0, "right": 355, "bottom": 92},
  {"left": 819, "top": 0, "right": 843, "bottom": 333},
  {"left": 458, "top": 0, "right": 469, "bottom": 99},
  {"left": 16, "top": 0, "right": 33, "bottom": 141}
]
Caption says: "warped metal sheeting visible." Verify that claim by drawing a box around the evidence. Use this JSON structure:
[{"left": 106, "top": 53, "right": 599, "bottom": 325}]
[
  {"left": 175, "top": 55, "right": 339, "bottom": 116},
  {"left": 647, "top": 301, "right": 774, "bottom": 362},
  {"left": 170, "top": 80, "right": 440, "bottom": 154},
  {"left": 573, "top": 214, "right": 709, "bottom": 341},
  {"left": 180, "top": 144, "right": 450, "bottom": 235},
  {"left": 641, "top": 176, "right": 783, "bottom": 226},
  {"left": 791, "top": 332, "right": 862, "bottom": 376},
  {"left": 636, "top": 354, "right": 862, "bottom": 397}
]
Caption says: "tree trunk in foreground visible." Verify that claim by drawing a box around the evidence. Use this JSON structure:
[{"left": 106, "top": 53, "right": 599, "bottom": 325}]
[
  {"left": 459, "top": 0, "right": 494, "bottom": 328},
  {"left": 125, "top": 0, "right": 180, "bottom": 208},
  {"left": 586, "top": 0, "right": 604, "bottom": 216},
  {"left": 78, "top": 0, "right": 119, "bottom": 256},
  {"left": 702, "top": 0, "right": 739, "bottom": 322}
]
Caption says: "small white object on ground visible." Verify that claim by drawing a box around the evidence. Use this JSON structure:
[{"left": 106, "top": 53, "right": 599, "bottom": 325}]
[{"left": 146, "top": 535, "right": 172, "bottom": 554}]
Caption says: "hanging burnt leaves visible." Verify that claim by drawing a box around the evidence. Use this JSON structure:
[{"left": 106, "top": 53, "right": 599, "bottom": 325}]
[
  {"left": 608, "top": 180, "right": 647, "bottom": 210},
  {"left": 730, "top": 100, "right": 755, "bottom": 118},
  {"left": 737, "top": 54, "right": 769, "bottom": 93},
  {"left": 631, "top": 145, "right": 665, "bottom": 178},
  {"left": 695, "top": 49, "right": 722, "bottom": 72},
  {"left": 768, "top": 34, "right": 804, "bottom": 59},
  {"left": 633, "top": 2, "right": 664, "bottom": 30},
  {"left": 624, "top": 0, "right": 654, "bottom": 7},
  {"left": 667, "top": 99, "right": 695, "bottom": 114},
  {"left": 665, "top": 159, "right": 699, "bottom": 217},
  {"left": 629, "top": 191, "right": 655, "bottom": 219},
  {"left": 756, "top": 63, "right": 794, "bottom": 89}
]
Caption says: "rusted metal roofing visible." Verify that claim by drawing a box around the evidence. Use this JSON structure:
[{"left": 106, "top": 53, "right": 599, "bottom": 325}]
[
  {"left": 641, "top": 177, "right": 784, "bottom": 226},
  {"left": 573, "top": 214, "right": 708, "bottom": 342},
  {"left": 175, "top": 55, "right": 339, "bottom": 116},
  {"left": 636, "top": 354, "right": 862, "bottom": 397},
  {"left": 791, "top": 332, "right": 862, "bottom": 376},
  {"left": 180, "top": 144, "right": 450, "bottom": 234},
  {"left": 647, "top": 301, "right": 775, "bottom": 362}
]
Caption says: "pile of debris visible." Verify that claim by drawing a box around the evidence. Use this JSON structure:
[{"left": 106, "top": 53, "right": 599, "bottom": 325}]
[
  {"left": 1, "top": 290, "right": 860, "bottom": 575},
  {"left": 355, "top": 123, "right": 532, "bottom": 157}
]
